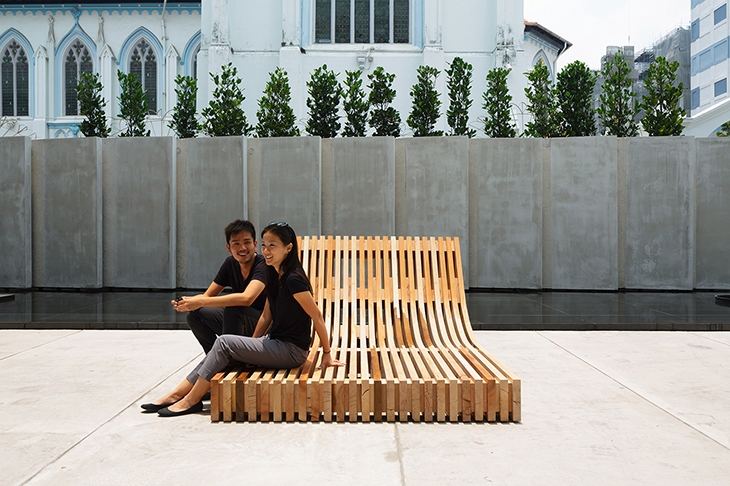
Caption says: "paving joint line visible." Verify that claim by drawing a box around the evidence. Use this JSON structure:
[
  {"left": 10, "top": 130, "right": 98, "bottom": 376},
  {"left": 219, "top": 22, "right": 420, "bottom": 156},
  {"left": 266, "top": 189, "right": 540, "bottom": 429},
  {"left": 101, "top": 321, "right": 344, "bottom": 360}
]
[
  {"left": 19, "top": 353, "right": 203, "bottom": 485},
  {"left": 693, "top": 332, "right": 730, "bottom": 348},
  {"left": 0, "top": 329, "right": 83, "bottom": 362},
  {"left": 394, "top": 423, "right": 407, "bottom": 486},
  {"left": 536, "top": 331, "right": 730, "bottom": 452}
]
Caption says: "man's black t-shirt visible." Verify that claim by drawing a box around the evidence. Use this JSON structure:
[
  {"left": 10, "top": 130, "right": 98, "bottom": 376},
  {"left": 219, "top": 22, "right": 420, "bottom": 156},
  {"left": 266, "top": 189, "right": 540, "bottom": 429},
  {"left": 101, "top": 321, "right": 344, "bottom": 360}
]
[
  {"left": 269, "top": 271, "right": 312, "bottom": 351},
  {"left": 213, "top": 254, "right": 267, "bottom": 311}
]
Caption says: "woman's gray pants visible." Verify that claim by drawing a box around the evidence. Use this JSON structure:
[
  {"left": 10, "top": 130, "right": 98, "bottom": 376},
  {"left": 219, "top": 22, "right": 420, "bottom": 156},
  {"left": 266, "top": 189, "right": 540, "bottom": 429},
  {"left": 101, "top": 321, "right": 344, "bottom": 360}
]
[{"left": 186, "top": 334, "right": 309, "bottom": 383}]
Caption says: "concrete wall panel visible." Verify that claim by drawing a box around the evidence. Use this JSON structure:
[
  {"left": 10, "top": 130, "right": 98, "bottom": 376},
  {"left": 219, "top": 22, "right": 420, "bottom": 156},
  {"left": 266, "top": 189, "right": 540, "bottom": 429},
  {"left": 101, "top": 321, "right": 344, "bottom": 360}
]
[
  {"left": 0, "top": 137, "right": 32, "bottom": 287},
  {"left": 176, "top": 137, "right": 246, "bottom": 289},
  {"left": 694, "top": 138, "right": 730, "bottom": 288},
  {"left": 103, "top": 138, "right": 175, "bottom": 288},
  {"left": 31, "top": 138, "right": 102, "bottom": 288},
  {"left": 625, "top": 137, "right": 695, "bottom": 289},
  {"left": 248, "top": 137, "right": 321, "bottom": 238},
  {"left": 330, "top": 137, "right": 395, "bottom": 237},
  {"left": 398, "top": 137, "right": 469, "bottom": 281},
  {"left": 550, "top": 137, "right": 618, "bottom": 290},
  {"left": 470, "top": 138, "right": 542, "bottom": 288}
]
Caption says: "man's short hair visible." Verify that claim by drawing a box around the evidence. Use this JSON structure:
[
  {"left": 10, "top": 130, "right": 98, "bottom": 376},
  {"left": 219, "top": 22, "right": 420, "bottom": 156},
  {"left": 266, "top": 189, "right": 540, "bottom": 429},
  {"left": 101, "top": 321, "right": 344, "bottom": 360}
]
[{"left": 224, "top": 220, "right": 256, "bottom": 243}]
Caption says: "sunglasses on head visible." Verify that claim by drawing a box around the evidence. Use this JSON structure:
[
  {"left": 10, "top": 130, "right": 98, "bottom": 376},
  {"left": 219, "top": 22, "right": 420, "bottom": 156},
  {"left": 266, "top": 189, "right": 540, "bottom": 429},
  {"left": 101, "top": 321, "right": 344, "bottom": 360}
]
[{"left": 269, "top": 221, "right": 289, "bottom": 227}]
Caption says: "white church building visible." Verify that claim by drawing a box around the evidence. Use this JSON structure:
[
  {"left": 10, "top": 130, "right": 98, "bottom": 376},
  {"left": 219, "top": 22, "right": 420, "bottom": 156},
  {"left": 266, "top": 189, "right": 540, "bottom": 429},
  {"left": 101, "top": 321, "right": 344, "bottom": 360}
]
[{"left": 0, "top": 0, "right": 570, "bottom": 139}]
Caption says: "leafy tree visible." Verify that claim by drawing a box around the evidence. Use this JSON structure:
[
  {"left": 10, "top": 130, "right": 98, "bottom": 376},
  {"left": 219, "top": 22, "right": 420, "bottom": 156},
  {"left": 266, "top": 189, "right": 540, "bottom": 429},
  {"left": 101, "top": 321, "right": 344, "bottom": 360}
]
[
  {"left": 117, "top": 70, "right": 150, "bottom": 137},
  {"left": 341, "top": 69, "right": 369, "bottom": 137},
  {"left": 200, "top": 62, "right": 251, "bottom": 137},
  {"left": 256, "top": 68, "right": 300, "bottom": 138},
  {"left": 639, "top": 56, "right": 686, "bottom": 136},
  {"left": 597, "top": 51, "right": 638, "bottom": 137},
  {"left": 76, "top": 72, "right": 110, "bottom": 138},
  {"left": 445, "top": 57, "right": 476, "bottom": 137},
  {"left": 555, "top": 60, "right": 597, "bottom": 137},
  {"left": 407, "top": 65, "right": 443, "bottom": 136},
  {"left": 169, "top": 75, "right": 198, "bottom": 139},
  {"left": 482, "top": 67, "right": 516, "bottom": 138},
  {"left": 368, "top": 66, "right": 401, "bottom": 137},
  {"left": 524, "top": 62, "right": 559, "bottom": 138},
  {"left": 305, "top": 65, "right": 341, "bottom": 138},
  {"left": 717, "top": 120, "right": 730, "bottom": 137}
]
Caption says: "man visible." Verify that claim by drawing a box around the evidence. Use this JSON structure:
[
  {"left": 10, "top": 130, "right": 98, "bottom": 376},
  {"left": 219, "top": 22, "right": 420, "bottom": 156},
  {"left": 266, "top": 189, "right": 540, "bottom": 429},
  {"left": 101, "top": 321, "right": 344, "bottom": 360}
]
[{"left": 173, "top": 219, "right": 266, "bottom": 354}]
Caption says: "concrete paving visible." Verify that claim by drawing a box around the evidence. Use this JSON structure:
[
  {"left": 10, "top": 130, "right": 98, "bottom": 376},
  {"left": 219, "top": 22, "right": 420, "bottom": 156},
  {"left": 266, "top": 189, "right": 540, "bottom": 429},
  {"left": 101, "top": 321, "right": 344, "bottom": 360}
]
[{"left": 2, "top": 330, "right": 729, "bottom": 485}]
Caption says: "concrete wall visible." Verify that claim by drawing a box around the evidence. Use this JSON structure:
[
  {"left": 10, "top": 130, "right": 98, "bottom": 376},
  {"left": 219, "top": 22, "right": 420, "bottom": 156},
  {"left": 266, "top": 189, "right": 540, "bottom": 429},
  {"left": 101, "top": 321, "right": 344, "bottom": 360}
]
[
  {"left": 549, "top": 137, "right": 618, "bottom": 290},
  {"left": 247, "top": 137, "right": 322, "bottom": 238},
  {"left": 0, "top": 137, "right": 32, "bottom": 287},
  {"left": 398, "top": 137, "right": 470, "bottom": 281},
  {"left": 31, "top": 138, "right": 103, "bottom": 288},
  {"left": 323, "top": 137, "right": 396, "bottom": 237},
  {"left": 469, "top": 138, "right": 542, "bottom": 288},
  {"left": 176, "top": 137, "right": 247, "bottom": 289},
  {"left": 695, "top": 138, "right": 730, "bottom": 288},
  {"left": 5, "top": 135, "right": 730, "bottom": 291},
  {"left": 103, "top": 138, "right": 175, "bottom": 288},
  {"left": 625, "top": 137, "right": 695, "bottom": 289}
]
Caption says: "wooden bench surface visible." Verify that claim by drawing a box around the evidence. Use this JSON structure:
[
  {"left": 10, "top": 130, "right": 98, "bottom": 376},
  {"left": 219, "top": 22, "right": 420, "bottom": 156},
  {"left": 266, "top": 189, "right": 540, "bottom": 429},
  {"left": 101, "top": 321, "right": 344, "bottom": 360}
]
[{"left": 210, "top": 236, "right": 521, "bottom": 423}]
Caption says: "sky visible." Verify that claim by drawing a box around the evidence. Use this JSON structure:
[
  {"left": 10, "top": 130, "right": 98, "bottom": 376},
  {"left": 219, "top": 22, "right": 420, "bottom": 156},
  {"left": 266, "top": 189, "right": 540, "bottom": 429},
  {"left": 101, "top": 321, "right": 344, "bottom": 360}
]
[{"left": 524, "top": 0, "right": 691, "bottom": 70}]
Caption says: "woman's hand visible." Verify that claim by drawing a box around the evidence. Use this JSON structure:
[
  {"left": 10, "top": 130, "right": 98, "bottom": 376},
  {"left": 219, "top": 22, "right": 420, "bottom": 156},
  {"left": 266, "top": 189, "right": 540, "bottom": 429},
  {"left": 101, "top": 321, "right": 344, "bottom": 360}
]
[{"left": 320, "top": 352, "right": 345, "bottom": 370}]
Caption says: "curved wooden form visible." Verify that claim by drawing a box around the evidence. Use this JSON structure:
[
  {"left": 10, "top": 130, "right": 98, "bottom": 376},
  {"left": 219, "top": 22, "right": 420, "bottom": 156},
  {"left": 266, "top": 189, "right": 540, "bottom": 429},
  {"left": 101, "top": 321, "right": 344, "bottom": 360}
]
[{"left": 210, "top": 236, "right": 521, "bottom": 423}]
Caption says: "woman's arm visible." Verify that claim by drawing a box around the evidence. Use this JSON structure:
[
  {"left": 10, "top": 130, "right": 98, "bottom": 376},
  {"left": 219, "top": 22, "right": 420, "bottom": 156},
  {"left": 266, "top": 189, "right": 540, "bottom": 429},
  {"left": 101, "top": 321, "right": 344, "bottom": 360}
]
[
  {"left": 293, "top": 291, "right": 345, "bottom": 369},
  {"left": 252, "top": 299, "right": 273, "bottom": 338}
]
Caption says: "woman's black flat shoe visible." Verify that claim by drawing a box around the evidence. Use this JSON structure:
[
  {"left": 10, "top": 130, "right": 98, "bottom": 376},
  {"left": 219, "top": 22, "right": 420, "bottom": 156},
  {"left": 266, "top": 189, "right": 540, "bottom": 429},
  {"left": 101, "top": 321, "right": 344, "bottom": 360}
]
[
  {"left": 141, "top": 400, "right": 179, "bottom": 412},
  {"left": 157, "top": 400, "right": 203, "bottom": 417}
]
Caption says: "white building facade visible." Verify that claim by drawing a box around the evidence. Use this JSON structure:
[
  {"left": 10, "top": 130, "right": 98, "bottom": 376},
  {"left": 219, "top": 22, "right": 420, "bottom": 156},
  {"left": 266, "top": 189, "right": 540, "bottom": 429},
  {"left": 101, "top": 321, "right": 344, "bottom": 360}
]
[
  {"left": 0, "top": 0, "right": 568, "bottom": 138},
  {"left": 685, "top": 0, "right": 730, "bottom": 135}
]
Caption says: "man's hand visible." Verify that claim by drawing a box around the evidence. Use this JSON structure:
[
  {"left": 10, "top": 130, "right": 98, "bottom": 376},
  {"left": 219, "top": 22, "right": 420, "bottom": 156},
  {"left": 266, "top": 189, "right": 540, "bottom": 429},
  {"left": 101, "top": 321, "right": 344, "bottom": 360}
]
[{"left": 171, "top": 295, "right": 205, "bottom": 312}]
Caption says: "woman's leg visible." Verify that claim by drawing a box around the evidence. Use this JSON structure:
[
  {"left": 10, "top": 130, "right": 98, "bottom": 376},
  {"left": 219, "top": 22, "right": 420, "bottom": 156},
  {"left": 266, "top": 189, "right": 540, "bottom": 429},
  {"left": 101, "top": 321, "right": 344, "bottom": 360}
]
[
  {"left": 147, "top": 376, "right": 194, "bottom": 406},
  {"left": 163, "top": 335, "right": 306, "bottom": 413},
  {"left": 165, "top": 376, "right": 210, "bottom": 413},
  {"left": 196, "top": 334, "right": 307, "bottom": 382}
]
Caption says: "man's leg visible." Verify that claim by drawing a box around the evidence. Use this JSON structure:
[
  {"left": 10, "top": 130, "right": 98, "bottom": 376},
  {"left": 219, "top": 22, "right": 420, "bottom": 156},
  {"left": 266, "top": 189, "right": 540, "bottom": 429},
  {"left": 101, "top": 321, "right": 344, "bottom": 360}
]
[
  {"left": 186, "top": 307, "right": 224, "bottom": 354},
  {"left": 222, "top": 306, "right": 262, "bottom": 337}
]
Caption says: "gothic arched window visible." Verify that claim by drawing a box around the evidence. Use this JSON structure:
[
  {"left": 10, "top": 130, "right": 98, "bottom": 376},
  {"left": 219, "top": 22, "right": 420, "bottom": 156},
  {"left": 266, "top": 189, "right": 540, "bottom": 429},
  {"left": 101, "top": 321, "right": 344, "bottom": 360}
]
[
  {"left": 1, "top": 39, "right": 29, "bottom": 117},
  {"left": 129, "top": 38, "right": 158, "bottom": 114},
  {"left": 192, "top": 44, "right": 200, "bottom": 80},
  {"left": 64, "top": 39, "right": 93, "bottom": 116},
  {"left": 315, "top": 0, "right": 410, "bottom": 44}
]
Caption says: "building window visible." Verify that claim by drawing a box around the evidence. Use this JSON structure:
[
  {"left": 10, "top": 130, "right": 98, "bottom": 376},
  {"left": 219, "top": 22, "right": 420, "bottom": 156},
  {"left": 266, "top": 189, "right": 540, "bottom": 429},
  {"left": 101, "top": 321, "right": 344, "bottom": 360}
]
[
  {"left": 715, "top": 78, "right": 728, "bottom": 97},
  {"left": 691, "top": 19, "right": 700, "bottom": 42},
  {"left": 64, "top": 39, "right": 93, "bottom": 116},
  {"left": 691, "top": 88, "right": 700, "bottom": 109},
  {"left": 715, "top": 39, "right": 728, "bottom": 63},
  {"left": 192, "top": 44, "right": 200, "bottom": 80},
  {"left": 315, "top": 0, "right": 410, "bottom": 44},
  {"left": 1, "top": 39, "right": 29, "bottom": 117},
  {"left": 129, "top": 38, "right": 157, "bottom": 114},
  {"left": 715, "top": 4, "right": 727, "bottom": 24}
]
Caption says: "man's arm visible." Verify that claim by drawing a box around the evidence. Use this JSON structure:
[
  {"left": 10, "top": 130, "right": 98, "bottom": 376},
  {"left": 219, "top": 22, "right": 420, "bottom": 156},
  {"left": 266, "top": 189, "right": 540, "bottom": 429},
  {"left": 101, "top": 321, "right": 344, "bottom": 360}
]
[{"left": 173, "top": 280, "right": 265, "bottom": 312}]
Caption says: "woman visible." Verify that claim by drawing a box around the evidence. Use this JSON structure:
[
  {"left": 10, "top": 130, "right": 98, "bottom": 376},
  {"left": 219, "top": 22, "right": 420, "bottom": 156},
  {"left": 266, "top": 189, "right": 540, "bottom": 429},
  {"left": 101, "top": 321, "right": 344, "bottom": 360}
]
[{"left": 142, "top": 222, "right": 345, "bottom": 417}]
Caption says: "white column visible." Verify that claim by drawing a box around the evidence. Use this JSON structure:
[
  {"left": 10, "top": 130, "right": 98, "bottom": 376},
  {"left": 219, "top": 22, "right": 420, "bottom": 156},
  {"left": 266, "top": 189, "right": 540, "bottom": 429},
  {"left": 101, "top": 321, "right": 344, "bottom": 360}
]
[
  {"left": 98, "top": 44, "right": 116, "bottom": 121},
  {"left": 281, "top": 0, "right": 300, "bottom": 47},
  {"left": 423, "top": 0, "right": 446, "bottom": 134},
  {"left": 423, "top": 0, "right": 442, "bottom": 47},
  {"left": 32, "top": 46, "right": 48, "bottom": 138},
  {"left": 165, "top": 45, "right": 180, "bottom": 116}
]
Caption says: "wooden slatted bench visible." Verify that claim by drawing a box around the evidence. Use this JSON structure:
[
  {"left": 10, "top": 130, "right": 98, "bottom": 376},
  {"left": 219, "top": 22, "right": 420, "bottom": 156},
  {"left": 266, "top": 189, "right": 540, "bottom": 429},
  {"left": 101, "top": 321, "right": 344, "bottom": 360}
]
[{"left": 210, "top": 236, "right": 521, "bottom": 423}]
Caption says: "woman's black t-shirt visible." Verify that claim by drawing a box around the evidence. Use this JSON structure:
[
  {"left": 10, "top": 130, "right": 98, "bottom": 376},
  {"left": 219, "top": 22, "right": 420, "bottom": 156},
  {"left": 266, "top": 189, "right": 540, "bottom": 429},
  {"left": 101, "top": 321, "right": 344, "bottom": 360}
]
[
  {"left": 269, "top": 272, "right": 312, "bottom": 350},
  {"left": 213, "top": 254, "right": 267, "bottom": 311}
]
